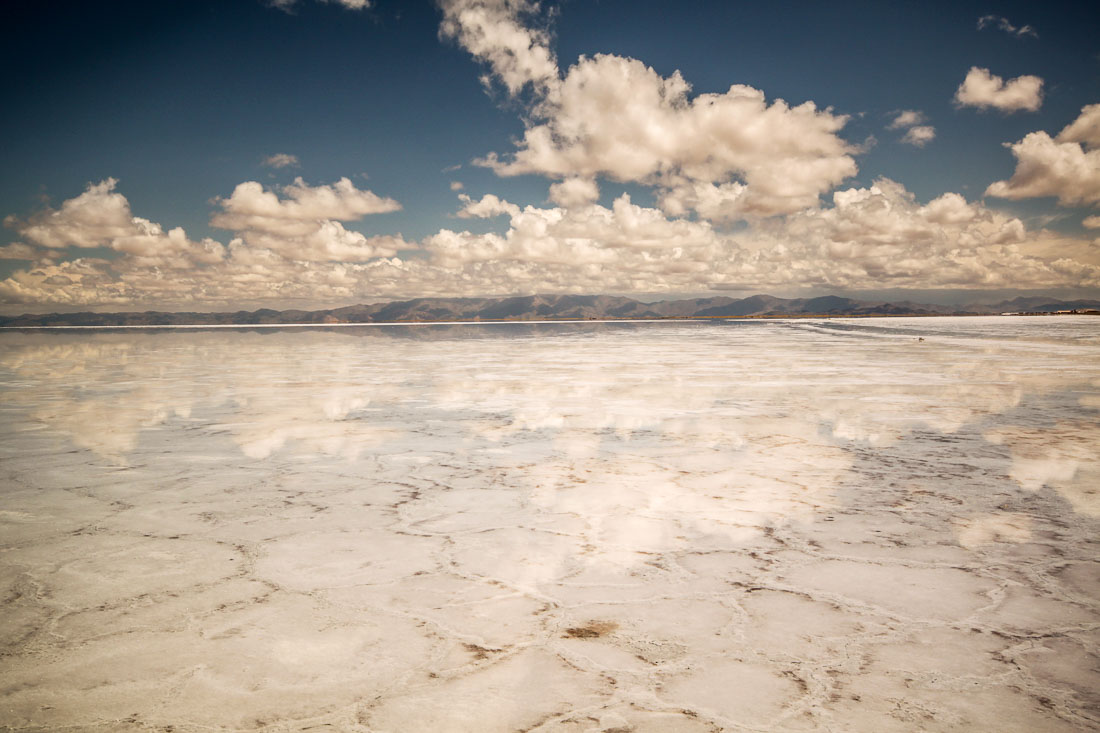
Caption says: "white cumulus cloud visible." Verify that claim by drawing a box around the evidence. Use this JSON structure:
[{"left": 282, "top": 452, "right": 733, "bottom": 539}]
[
  {"left": 887, "top": 110, "right": 934, "bottom": 147},
  {"left": 442, "top": 0, "right": 858, "bottom": 220},
  {"left": 2, "top": 177, "right": 1098, "bottom": 309},
  {"left": 901, "top": 126, "right": 936, "bottom": 147},
  {"left": 210, "top": 178, "right": 405, "bottom": 262},
  {"left": 548, "top": 178, "right": 599, "bottom": 208},
  {"left": 213, "top": 177, "right": 400, "bottom": 228},
  {"left": 417, "top": 179, "right": 1095, "bottom": 296},
  {"left": 1057, "top": 103, "right": 1100, "bottom": 149},
  {"left": 954, "top": 67, "right": 1043, "bottom": 113},
  {"left": 456, "top": 193, "right": 521, "bottom": 219},
  {"left": 6, "top": 179, "right": 225, "bottom": 269},
  {"left": 497, "top": 55, "right": 856, "bottom": 219},
  {"left": 438, "top": 0, "right": 558, "bottom": 95},
  {"left": 986, "top": 105, "right": 1100, "bottom": 206}
]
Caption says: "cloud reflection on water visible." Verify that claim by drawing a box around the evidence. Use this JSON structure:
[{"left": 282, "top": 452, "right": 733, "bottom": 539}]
[
  {"left": 1, "top": 318, "right": 1097, "bottom": 527},
  {"left": 2, "top": 318, "right": 1100, "bottom": 731}
]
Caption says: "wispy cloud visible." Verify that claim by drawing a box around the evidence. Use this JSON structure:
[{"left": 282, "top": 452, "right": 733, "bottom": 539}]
[
  {"left": 977, "top": 15, "right": 1037, "bottom": 39},
  {"left": 269, "top": 0, "right": 371, "bottom": 12},
  {"left": 888, "top": 110, "right": 925, "bottom": 129},
  {"left": 262, "top": 153, "right": 300, "bottom": 169}
]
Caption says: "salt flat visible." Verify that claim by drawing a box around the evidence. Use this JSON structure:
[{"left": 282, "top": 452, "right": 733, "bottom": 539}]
[{"left": 0, "top": 316, "right": 1097, "bottom": 732}]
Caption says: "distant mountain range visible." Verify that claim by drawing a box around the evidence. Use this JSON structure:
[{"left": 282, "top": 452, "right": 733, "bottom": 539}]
[{"left": 2, "top": 294, "right": 1098, "bottom": 327}]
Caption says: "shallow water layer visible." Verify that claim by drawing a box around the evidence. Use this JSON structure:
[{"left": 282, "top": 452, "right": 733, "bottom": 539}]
[{"left": 0, "top": 316, "right": 1098, "bottom": 732}]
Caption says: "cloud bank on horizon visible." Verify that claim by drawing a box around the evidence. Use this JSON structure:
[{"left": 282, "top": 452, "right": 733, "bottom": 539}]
[{"left": 1, "top": 0, "right": 1098, "bottom": 310}]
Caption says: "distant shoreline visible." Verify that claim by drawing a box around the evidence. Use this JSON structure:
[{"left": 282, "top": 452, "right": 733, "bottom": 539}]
[
  {"left": 3, "top": 311, "right": 1096, "bottom": 331},
  {"left": 2, "top": 292, "right": 1097, "bottom": 328}
]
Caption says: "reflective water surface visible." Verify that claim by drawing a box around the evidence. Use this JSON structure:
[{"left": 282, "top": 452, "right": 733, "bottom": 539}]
[{"left": 1, "top": 316, "right": 1098, "bottom": 731}]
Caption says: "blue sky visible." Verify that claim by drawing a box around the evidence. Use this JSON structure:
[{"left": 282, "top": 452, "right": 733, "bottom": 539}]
[{"left": 1, "top": 0, "right": 1098, "bottom": 312}]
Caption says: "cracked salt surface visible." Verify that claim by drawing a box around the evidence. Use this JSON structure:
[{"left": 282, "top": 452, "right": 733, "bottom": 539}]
[{"left": 0, "top": 316, "right": 1098, "bottom": 732}]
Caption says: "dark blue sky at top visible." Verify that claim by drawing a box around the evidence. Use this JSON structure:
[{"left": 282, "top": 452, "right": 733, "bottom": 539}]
[{"left": 1, "top": 0, "right": 1097, "bottom": 263}]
